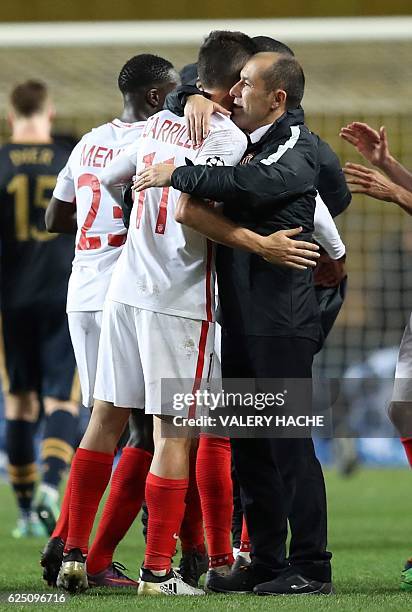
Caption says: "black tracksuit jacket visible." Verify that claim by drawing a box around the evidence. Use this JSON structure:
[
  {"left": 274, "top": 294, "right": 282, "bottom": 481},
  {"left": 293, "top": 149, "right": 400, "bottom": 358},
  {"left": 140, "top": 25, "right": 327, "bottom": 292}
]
[{"left": 171, "top": 108, "right": 327, "bottom": 340}]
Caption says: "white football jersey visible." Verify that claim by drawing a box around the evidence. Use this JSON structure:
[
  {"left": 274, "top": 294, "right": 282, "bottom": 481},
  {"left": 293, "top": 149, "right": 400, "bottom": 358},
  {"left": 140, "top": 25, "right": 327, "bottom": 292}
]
[
  {"left": 53, "top": 118, "right": 145, "bottom": 312},
  {"left": 108, "top": 110, "right": 247, "bottom": 321}
]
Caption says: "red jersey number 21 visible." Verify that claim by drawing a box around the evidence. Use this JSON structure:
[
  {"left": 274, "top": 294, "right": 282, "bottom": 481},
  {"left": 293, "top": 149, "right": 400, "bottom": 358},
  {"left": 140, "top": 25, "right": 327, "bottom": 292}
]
[{"left": 136, "top": 153, "right": 175, "bottom": 234}]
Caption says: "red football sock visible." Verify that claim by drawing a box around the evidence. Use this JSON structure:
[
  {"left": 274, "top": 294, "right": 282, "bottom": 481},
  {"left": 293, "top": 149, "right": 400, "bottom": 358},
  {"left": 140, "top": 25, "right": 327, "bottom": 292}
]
[
  {"left": 197, "top": 436, "right": 234, "bottom": 568},
  {"left": 180, "top": 449, "right": 205, "bottom": 554},
  {"left": 65, "top": 448, "right": 113, "bottom": 555},
  {"left": 144, "top": 472, "right": 188, "bottom": 571},
  {"left": 52, "top": 468, "right": 72, "bottom": 541},
  {"left": 87, "top": 447, "right": 153, "bottom": 575},
  {"left": 240, "top": 517, "right": 251, "bottom": 553},
  {"left": 401, "top": 437, "right": 412, "bottom": 467}
]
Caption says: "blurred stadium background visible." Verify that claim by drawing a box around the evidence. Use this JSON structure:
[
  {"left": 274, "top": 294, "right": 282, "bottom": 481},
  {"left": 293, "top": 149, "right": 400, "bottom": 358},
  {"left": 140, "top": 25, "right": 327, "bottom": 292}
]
[{"left": 1, "top": 2, "right": 412, "bottom": 468}]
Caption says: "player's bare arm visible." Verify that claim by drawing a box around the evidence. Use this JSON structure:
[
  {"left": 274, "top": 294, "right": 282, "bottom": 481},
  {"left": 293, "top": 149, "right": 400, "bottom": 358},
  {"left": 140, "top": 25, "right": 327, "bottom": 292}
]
[
  {"left": 184, "top": 94, "right": 230, "bottom": 145},
  {"left": 45, "top": 196, "right": 77, "bottom": 234},
  {"left": 134, "top": 166, "right": 321, "bottom": 269},
  {"left": 340, "top": 121, "right": 412, "bottom": 192},
  {"left": 344, "top": 162, "right": 412, "bottom": 215},
  {"left": 175, "top": 193, "right": 320, "bottom": 270}
]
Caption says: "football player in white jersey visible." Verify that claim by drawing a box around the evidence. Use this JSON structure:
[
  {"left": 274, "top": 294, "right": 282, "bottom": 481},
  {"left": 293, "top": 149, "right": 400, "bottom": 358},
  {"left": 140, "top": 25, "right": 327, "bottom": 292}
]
[
  {"left": 54, "top": 31, "right": 321, "bottom": 597},
  {"left": 41, "top": 54, "right": 179, "bottom": 589}
]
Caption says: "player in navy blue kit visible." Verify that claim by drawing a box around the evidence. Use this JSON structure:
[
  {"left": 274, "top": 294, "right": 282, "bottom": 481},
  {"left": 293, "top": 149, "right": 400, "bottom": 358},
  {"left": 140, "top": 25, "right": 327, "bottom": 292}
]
[{"left": 0, "top": 80, "right": 79, "bottom": 538}]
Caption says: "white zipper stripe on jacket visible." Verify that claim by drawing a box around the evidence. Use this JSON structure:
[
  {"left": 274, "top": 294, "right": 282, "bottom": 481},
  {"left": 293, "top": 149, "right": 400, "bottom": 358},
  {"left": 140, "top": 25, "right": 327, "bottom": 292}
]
[{"left": 259, "top": 125, "right": 301, "bottom": 166}]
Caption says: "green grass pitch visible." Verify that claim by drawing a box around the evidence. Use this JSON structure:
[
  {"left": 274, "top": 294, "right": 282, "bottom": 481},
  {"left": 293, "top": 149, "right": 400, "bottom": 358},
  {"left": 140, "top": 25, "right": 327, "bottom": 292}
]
[{"left": 0, "top": 468, "right": 411, "bottom": 611}]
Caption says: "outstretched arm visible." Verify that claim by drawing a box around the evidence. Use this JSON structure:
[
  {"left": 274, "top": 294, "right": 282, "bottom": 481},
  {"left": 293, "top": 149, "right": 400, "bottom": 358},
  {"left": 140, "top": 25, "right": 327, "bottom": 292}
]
[
  {"left": 134, "top": 151, "right": 316, "bottom": 213},
  {"left": 343, "top": 162, "right": 412, "bottom": 215},
  {"left": 340, "top": 122, "right": 412, "bottom": 191}
]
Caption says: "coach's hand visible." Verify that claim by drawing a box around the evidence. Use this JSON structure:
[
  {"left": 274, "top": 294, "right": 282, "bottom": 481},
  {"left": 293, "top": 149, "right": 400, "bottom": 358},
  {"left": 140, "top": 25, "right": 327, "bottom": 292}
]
[
  {"left": 133, "top": 164, "right": 176, "bottom": 191},
  {"left": 340, "top": 122, "right": 391, "bottom": 169},
  {"left": 260, "top": 227, "right": 320, "bottom": 270},
  {"left": 185, "top": 95, "right": 231, "bottom": 146},
  {"left": 343, "top": 162, "right": 399, "bottom": 202}
]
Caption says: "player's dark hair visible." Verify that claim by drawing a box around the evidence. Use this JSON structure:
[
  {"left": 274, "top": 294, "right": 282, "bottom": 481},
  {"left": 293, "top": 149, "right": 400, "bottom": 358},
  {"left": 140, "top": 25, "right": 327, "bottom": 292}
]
[
  {"left": 10, "top": 80, "right": 48, "bottom": 117},
  {"left": 198, "top": 30, "right": 257, "bottom": 89},
  {"left": 253, "top": 36, "right": 295, "bottom": 56},
  {"left": 118, "top": 54, "right": 175, "bottom": 94},
  {"left": 262, "top": 56, "right": 305, "bottom": 109}
]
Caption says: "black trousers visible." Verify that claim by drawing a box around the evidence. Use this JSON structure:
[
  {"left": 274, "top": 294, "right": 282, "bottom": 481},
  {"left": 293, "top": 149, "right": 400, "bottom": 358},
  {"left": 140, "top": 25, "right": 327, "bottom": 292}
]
[{"left": 222, "top": 331, "right": 332, "bottom": 582}]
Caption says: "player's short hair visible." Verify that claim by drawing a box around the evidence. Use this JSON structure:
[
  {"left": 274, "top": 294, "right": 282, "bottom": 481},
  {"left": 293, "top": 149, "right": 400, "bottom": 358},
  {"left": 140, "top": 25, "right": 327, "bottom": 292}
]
[
  {"left": 262, "top": 56, "right": 305, "bottom": 109},
  {"left": 10, "top": 80, "right": 48, "bottom": 117},
  {"left": 118, "top": 54, "right": 175, "bottom": 94},
  {"left": 198, "top": 30, "right": 257, "bottom": 90},
  {"left": 253, "top": 36, "right": 295, "bottom": 56}
]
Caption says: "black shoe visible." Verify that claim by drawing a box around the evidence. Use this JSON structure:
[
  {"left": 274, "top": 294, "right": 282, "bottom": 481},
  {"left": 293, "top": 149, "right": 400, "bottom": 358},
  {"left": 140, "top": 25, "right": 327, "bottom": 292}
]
[
  {"left": 40, "top": 537, "right": 65, "bottom": 587},
  {"left": 232, "top": 555, "right": 251, "bottom": 574},
  {"left": 206, "top": 564, "right": 277, "bottom": 594},
  {"left": 178, "top": 550, "right": 209, "bottom": 587},
  {"left": 254, "top": 572, "right": 333, "bottom": 596}
]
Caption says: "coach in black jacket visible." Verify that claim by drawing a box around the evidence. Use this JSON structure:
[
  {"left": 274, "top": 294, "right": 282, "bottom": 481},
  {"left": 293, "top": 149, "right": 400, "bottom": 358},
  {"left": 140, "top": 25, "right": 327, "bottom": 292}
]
[
  {"left": 137, "top": 52, "right": 333, "bottom": 595},
  {"left": 172, "top": 52, "right": 331, "bottom": 595}
]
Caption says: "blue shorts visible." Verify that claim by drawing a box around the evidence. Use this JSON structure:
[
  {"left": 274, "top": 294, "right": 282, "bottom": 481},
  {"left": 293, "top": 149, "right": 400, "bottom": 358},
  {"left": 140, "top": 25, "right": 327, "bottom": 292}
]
[{"left": 1, "top": 304, "right": 77, "bottom": 401}]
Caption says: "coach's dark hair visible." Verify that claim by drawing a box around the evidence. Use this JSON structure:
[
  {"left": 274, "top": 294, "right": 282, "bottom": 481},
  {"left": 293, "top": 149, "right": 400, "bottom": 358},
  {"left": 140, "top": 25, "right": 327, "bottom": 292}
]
[
  {"left": 198, "top": 31, "right": 257, "bottom": 89},
  {"left": 118, "top": 54, "right": 175, "bottom": 94},
  {"left": 10, "top": 80, "right": 48, "bottom": 117},
  {"left": 262, "top": 56, "right": 305, "bottom": 109},
  {"left": 253, "top": 36, "right": 295, "bottom": 56}
]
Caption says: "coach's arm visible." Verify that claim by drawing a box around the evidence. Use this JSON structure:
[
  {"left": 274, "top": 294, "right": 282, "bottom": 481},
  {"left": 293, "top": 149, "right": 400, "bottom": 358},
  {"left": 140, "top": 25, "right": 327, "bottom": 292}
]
[
  {"left": 171, "top": 145, "right": 317, "bottom": 213},
  {"left": 45, "top": 196, "right": 77, "bottom": 234}
]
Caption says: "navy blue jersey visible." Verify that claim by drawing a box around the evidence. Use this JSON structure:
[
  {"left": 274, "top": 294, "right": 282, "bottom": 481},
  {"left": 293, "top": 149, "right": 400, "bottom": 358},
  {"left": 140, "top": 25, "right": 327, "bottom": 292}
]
[{"left": 0, "top": 142, "right": 74, "bottom": 309}]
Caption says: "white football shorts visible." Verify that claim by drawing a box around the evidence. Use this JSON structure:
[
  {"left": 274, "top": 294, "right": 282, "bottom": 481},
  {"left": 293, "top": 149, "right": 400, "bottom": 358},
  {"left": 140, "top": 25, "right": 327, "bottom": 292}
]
[
  {"left": 68, "top": 311, "right": 103, "bottom": 408},
  {"left": 392, "top": 313, "right": 412, "bottom": 402},
  {"left": 94, "top": 300, "right": 215, "bottom": 416}
]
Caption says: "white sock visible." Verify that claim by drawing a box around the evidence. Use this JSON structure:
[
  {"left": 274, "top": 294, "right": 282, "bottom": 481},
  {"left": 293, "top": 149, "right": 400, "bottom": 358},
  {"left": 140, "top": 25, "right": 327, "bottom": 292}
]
[
  {"left": 38, "top": 483, "right": 59, "bottom": 503},
  {"left": 149, "top": 569, "right": 168, "bottom": 577},
  {"left": 212, "top": 564, "right": 231, "bottom": 576},
  {"left": 237, "top": 551, "right": 251, "bottom": 562}
]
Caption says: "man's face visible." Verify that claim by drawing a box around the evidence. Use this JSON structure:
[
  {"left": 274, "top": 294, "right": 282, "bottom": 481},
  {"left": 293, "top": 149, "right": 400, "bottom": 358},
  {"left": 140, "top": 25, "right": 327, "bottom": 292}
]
[{"left": 229, "top": 54, "right": 280, "bottom": 132}]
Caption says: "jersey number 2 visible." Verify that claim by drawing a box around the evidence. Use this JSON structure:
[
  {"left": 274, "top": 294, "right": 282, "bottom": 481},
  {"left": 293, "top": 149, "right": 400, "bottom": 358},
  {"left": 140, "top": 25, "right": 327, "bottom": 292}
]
[
  {"left": 136, "top": 152, "right": 175, "bottom": 234},
  {"left": 77, "top": 173, "right": 126, "bottom": 250}
]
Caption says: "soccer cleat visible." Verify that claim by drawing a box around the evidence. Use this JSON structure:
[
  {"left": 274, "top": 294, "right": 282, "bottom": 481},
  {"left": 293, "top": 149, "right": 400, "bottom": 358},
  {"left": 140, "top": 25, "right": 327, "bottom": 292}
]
[
  {"left": 56, "top": 548, "right": 88, "bottom": 593},
  {"left": 232, "top": 554, "right": 251, "bottom": 573},
  {"left": 205, "top": 563, "right": 275, "bottom": 594},
  {"left": 254, "top": 573, "right": 333, "bottom": 596},
  {"left": 178, "top": 550, "right": 209, "bottom": 587},
  {"left": 34, "top": 486, "right": 60, "bottom": 536},
  {"left": 138, "top": 567, "right": 205, "bottom": 596},
  {"left": 87, "top": 561, "right": 138, "bottom": 588},
  {"left": 12, "top": 512, "right": 48, "bottom": 539},
  {"left": 41, "top": 536, "right": 65, "bottom": 587},
  {"left": 204, "top": 565, "right": 232, "bottom": 592},
  {"left": 401, "top": 560, "right": 412, "bottom": 591}
]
